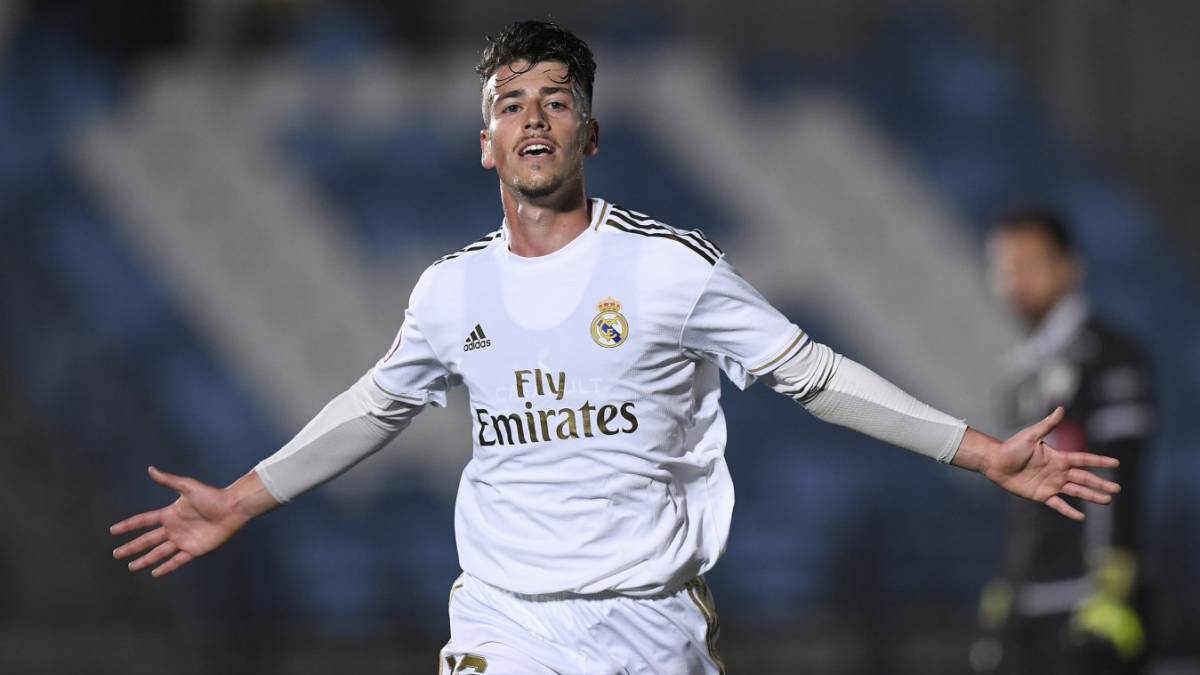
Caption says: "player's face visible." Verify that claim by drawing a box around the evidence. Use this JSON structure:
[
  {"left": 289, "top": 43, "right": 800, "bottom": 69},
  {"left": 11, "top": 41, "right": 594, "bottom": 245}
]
[
  {"left": 480, "top": 60, "right": 598, "bottom": 200},
  {"left": 987, "top": 227, "right": 1080, "bottom": 324}
]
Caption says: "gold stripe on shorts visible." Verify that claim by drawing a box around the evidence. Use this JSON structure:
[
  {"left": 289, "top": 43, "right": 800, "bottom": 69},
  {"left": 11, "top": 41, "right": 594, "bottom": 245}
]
[
  {"left": 448, "top": 573, "right": 466, "bottom": 604},
  {"left": 685, "top": 578, "right": 726, "bottom": 675},
  {"left": 439, "top": 574, "right": 468, "bottom": 675}
]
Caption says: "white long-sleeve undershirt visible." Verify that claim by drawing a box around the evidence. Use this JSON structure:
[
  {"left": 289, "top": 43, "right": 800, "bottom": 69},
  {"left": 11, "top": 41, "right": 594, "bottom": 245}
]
[
  {"left": 254, "top": 371, "right": 424, "bottom": 503},
  {"left": 761, "top": 338, "right": 967, "bottom": 463}
]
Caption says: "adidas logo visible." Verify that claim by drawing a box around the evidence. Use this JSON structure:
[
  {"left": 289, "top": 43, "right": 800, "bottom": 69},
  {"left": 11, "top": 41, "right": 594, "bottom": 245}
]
[{"left": 463, "top": 324, "right": 492, "bottom": 352}]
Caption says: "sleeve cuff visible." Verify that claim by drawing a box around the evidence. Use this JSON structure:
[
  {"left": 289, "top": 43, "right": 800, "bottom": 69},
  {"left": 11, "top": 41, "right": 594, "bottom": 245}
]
[
  {"left": 747, "top": 326, "right": 806, "bottom": 376},
  {"left": 937, "top": 420, "right": 969, "bottom": 464},
  {"left": 254, "top": 463, "right": 291, "bottom": 505}
]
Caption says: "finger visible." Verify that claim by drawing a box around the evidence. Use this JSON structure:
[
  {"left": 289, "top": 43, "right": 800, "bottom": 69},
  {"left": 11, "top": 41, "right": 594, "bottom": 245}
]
[
  {"left": 128, "top": 541, "right": 178, "bottom": 572},
  {"left": 113, "top": 527, "right": 168, "bottom": 560},
  {"left": 1067, "top": 468, "right": 1121, "bottom": 494},
  {"left": 152, "top": 551, "right": 195, "bottom": 578},
  {"left": 1060, "top": 482, "right": 1112, "bottom": 505},
  {"left": 1065, "top": 452, "right": 1120, "bottom": 469},
  {"left": 1045, "top": 495, "right": 1084, "bottom": 521},
  {"left": 110, "top": 509, "right": 163, "bottom": 535},
  {"left": 1029, "top": 406, "right": 1065, "bottom": 440},
  {"left": 148, "top": 466, "right": 196, "bottom": 494}
]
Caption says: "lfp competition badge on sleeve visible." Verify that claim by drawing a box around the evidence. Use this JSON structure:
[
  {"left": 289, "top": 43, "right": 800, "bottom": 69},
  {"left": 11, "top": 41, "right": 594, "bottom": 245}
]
[{"left": 590, "top": 297, "right": 629, "bottom": 348}]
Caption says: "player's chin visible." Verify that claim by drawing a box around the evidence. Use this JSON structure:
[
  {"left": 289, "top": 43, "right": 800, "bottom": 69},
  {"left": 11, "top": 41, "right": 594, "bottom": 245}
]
[{"left": 514, "top": 174, "right": 565, "bottom": 200}]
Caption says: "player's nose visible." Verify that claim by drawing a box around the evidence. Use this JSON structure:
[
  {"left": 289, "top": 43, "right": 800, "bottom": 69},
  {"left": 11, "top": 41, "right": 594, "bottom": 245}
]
[{"left": 523, "top": 106, "right": 547, "bottom": 130}]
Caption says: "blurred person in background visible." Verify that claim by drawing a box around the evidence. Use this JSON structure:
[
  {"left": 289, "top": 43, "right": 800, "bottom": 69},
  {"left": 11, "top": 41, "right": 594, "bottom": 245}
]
[
  {"left": 974, "top": 209, "right": 1155, "bottom": 675},
  {"left": 109, "top": 22, "right": 1127, "bottom": 675}
]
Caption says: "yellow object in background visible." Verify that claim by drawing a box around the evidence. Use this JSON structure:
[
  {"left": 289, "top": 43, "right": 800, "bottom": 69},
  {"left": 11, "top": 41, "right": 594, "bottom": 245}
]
[
  {"left": 1070, "top": 547, "right": 1143, "bottom": 661},
  {"left": 1093, "top": 547, "right": 1137, "bottom": 599},
  {"left": 1071, "top": 594, "right": 1145, "bottom": 661},
  {"left": 978, "top": 579, "right": 1013, "bottom": 631}
]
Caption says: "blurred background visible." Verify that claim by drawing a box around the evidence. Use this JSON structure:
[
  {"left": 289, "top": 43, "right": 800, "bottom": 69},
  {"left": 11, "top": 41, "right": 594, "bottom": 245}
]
[{"left": 1, "top": 0, "right": 1197, "bottom": 673}]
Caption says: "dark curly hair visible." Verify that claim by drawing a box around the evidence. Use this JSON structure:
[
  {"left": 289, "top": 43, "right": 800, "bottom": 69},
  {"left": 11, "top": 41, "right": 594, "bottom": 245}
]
[
  {"left": 476, "top": 20, "right": 596, "bottom": 122},
  {"left": 992, "top": 207, "right": 1077, "bottom": 256}
]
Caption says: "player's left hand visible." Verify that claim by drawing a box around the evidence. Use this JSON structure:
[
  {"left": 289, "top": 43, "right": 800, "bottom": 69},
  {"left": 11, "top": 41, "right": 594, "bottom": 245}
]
[
  {"left": 110, "top": 466, "right": 250, "bottom": 577},
  {"left": 982, "top": 406, "right": 1120, "bottom": 520}
]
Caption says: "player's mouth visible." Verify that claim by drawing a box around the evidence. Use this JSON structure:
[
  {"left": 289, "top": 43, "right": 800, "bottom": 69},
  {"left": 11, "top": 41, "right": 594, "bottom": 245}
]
[{"left": 517, "top": 140, "right": 555, "bottom": 158}]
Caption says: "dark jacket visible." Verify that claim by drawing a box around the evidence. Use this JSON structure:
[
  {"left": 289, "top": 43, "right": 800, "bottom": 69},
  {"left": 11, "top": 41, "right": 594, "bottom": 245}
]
[{"left": 998, "top": 293, "right": 1153, "bottom": 614}]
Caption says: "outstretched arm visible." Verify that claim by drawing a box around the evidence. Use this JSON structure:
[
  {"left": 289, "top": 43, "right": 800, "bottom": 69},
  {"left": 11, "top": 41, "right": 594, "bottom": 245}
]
[
  {"left": 672, "top": 255, "right": 1118, "bottom": 518},
  {"left": 763, "top": 342, "right": 1119, "bottom": 520},
  {"left": 111, "top": 370, "right": 423, "bottom": 577}
]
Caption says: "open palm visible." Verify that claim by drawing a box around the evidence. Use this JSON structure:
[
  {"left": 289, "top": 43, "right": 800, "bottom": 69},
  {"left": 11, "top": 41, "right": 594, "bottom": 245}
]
[
  {"left": 984, "top": 407, "right": 1120, "bottom": 520},
  {"left": 111, "top": 466, "right": 248, "bottom": 577}
]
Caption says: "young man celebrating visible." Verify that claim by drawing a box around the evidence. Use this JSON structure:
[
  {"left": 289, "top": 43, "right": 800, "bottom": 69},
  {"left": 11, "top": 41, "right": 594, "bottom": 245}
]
[{"left": 112, "top": 21, "right": 1123, "bottom": 674}]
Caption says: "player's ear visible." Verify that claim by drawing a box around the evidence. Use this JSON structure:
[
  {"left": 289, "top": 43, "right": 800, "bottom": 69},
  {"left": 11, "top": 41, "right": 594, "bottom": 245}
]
[
  {"left": 480, "top": 129, "right": 495, "bottom": 170},
  {"left": 584, "top": 118, "right": 600, "bottom": 157}
]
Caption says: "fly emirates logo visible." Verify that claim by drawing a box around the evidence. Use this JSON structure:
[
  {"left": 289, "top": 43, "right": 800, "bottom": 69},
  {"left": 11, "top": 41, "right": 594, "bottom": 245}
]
[{"left": 474, "top": 368, "right": 639, "bottom": 447}]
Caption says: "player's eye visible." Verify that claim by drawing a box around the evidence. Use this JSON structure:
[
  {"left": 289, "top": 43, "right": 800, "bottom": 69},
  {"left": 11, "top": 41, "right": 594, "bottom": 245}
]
[
  {"left": 502, "top": 103, "right": 520, "bottom": 114},
  {"left": 547, "top": 101, "right": 566, "bottom": 110}
]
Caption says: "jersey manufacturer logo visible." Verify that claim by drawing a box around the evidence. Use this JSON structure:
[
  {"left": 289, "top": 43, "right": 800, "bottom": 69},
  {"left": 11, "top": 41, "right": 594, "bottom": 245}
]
[
  {"left": 463, "top": 324, "right": 491, "bottom": 351},
  {"left": 590, "top": 297, "right": 629, "bottom": 348}
]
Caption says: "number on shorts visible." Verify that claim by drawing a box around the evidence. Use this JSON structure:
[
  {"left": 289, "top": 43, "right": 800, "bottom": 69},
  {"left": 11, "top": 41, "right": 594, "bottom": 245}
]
[{"left": 443, "top": 653, "right": 488, "bottom": 674}]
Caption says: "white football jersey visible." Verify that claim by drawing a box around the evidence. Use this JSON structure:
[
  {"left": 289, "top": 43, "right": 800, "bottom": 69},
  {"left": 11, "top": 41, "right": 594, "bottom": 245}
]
[{"left": 373, "top": 197, "right": 806, "bottom": 596}]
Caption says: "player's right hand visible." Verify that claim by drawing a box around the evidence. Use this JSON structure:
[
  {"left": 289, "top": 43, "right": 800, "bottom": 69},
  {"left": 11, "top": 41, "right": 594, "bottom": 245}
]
[{"left": 110, "top": 466, "right": 250, "bottom": 578}]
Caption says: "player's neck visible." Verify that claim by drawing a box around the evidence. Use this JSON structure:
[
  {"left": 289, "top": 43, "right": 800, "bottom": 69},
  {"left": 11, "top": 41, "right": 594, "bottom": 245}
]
[{"left": 501, "top": 184, "right": 591, "bottom": 258}]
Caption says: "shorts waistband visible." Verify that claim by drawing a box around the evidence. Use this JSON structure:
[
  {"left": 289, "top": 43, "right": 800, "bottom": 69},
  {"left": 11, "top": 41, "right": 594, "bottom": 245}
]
[{"left": 467, "top": 573, "right": 699, "bottom": 603}]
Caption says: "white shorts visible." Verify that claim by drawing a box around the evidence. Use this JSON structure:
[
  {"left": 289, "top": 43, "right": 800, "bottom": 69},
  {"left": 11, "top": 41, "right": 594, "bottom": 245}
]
[{"left": 438, "top": 573, "right": 726, "bottom": 675}]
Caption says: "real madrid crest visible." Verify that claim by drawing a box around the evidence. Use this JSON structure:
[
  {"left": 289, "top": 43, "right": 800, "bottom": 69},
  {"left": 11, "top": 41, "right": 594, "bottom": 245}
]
[{"left": 590, "top": 297, "right": 629, "bottom": 348}]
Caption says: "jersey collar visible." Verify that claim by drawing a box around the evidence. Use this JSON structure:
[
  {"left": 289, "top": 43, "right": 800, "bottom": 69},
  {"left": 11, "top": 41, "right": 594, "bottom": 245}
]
[{"left": 500, "top": 197, "right": 607, "bottom": 264}]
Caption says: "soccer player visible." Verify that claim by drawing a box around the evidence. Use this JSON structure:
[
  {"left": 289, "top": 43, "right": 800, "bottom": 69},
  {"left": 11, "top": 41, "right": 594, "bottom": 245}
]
[
  {"left": 111, "top": 21, "right": 1124, "bottom": 674},
  {"left": 972, "top": 209, "right": 1154, "bottom": 675}
]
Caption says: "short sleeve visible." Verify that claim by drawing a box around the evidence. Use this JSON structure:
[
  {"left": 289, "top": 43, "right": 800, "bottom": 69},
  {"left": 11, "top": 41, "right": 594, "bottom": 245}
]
[
  {"left": 680, "top": 257, "right": 806, "bottom": 389},
  {"left": 371, "top": 275, "right": 454, "bottom": 407}
]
